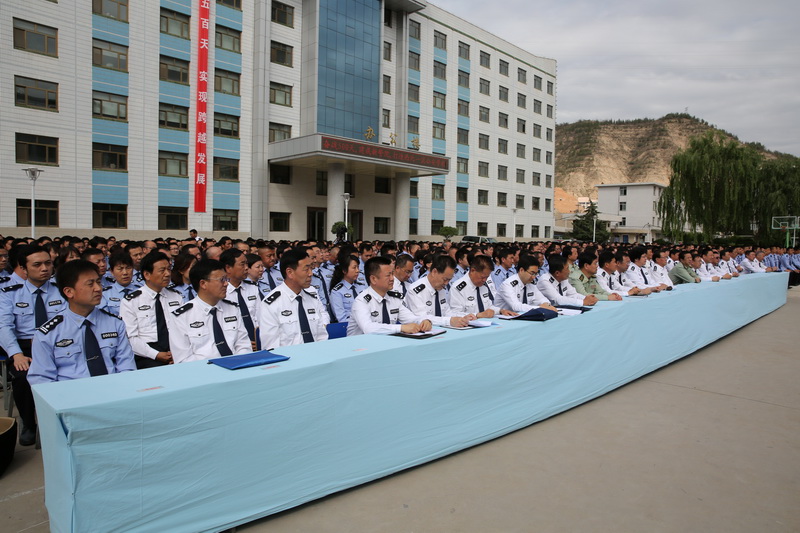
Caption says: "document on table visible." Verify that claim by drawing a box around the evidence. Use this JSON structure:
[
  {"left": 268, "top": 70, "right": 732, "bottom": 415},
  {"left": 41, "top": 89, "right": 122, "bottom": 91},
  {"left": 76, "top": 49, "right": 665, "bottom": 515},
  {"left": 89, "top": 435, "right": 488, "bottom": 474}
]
[
  {"left": 444, "top": 319, "right": 495, "bottom": 330},
  {"left": 391, "top": 328, "right": 447, "bottom": 339},
  {"left": 557, "top": 308, "right": 583, "bottom": 316}
]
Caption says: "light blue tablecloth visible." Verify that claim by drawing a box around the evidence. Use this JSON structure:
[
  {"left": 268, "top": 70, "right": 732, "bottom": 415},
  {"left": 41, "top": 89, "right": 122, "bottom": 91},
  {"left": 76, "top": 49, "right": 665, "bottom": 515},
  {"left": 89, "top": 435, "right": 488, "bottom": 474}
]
[{"left": 33, "top": 273, "right": 788, "bottom": 532}]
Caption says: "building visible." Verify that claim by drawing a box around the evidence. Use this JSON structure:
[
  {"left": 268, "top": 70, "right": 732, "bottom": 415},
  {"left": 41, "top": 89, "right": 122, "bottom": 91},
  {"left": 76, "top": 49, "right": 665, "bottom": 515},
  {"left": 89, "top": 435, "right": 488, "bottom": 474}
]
[
  {"left": 596, "top": 182, "right": 664, "bottom": 243},
  {"left": 1, "top": 0, "right": 556, "bottom": 241}
]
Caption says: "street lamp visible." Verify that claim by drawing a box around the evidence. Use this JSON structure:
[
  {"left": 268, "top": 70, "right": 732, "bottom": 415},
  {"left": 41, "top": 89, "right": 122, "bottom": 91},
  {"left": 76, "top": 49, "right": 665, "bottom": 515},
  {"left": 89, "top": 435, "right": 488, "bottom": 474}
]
[
  {"left": 511, "top": 208, "right": 518, "bottom": 242},
  {"left": 342, "top": 193, "right": 351, "bottom": 242},
  {"left": 23, "top": 167, "right": 42, "bottom": 239}
]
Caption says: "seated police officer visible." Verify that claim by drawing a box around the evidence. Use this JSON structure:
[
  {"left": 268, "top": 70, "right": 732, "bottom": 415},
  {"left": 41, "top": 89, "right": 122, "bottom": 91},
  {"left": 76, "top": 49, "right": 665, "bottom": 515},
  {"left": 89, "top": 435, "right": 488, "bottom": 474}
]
[
  {"left": 404, "top": 255, "right": 474, "bottom": 327},
  {"left": 392, "top": 253, "right": 415, "bottom": 298},
  {"left": 101, "top": 252, "right": 136, "bottom": 316},
  {"left": 29, "top": 259, "right": 135, "bottom": 384},
  {"left": 627, "top": 247, "right": 666, "bottom": 292},
  {"left": 449, "top": 255, "right": 517, "bottom": 318},
  {"left": 495, "top": 255, "right": 557, "bottom": 312},
  {"left": 259, "top": 247, "right": 330, "bottom": 349},
  {"left": 569, "top": 253, "right": 623, "bottom": 301},
  {"left": 170, "top": 259, "right": 251, "bottom": 363},
  {"left": 348, "top": 256, "right": 432, "bottom": 336},
  {"left": 119, "top": 251, "right": 183, "bottom": 368},
  {"left": 329, "top": 254, "right": 362, "bottom": 323},
  {"left": 221, "top": 248, "right": 260, "bottom": 351},
  {"left": 596, "top": 251, "right": 640, "bottom": 297},
  {"left": 536, "top": 255, "right": 598, "bottom": 307}
]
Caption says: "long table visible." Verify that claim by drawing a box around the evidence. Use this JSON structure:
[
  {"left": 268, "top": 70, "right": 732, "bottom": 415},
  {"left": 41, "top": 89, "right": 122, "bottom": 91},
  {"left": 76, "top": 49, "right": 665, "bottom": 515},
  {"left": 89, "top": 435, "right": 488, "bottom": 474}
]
[{"left": 33, "top": 273, "right": 788, "bottom": 532}]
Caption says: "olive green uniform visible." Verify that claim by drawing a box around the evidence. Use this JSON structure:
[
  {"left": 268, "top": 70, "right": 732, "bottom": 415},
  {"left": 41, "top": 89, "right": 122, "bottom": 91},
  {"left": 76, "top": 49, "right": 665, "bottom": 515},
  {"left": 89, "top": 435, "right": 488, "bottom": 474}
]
[{"left": 569, "top": 271, "right": 610, "bottom": 301}]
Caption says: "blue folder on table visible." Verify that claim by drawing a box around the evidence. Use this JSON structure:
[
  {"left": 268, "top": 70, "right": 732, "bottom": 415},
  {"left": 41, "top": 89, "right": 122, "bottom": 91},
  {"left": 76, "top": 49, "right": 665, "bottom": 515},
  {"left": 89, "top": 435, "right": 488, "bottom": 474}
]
[{"left": 208, "top": 350, "right": 290, "bottom": 370}]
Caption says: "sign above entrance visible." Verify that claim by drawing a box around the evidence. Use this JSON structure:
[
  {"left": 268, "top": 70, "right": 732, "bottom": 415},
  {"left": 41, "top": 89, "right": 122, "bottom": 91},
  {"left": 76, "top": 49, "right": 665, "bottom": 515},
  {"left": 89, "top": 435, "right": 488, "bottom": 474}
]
[{"left": 321, "top": 136, "right": 450, "bottom": 172}]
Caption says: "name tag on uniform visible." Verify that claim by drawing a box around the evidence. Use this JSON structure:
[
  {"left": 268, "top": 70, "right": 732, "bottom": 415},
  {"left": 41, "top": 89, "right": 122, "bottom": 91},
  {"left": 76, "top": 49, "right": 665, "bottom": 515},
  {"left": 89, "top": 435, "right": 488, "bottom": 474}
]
[
  {"left": 248, "top": 295, "right": 257, "bottom": 301},
  {"left": 190, "top": 321, "right": 204, "bottom": 328},
  {"left": 390, "top": 308, "right": 399, "bottom": 314},
  {"left": 101, "top": 332, "right": 118, "bottom": 339},
  {"left": 440, "top": 299, "right": 446, "bottom": 304},
  {"left": 307, "top": 308, "right": 316, "bottom": 314},
  {"left": 168, "top": 301, "right": 180, "bottom": 306},
  {"left": 138, "top": 305, "right": 151, "bottom": 311},
  {"left": 49, "top": 300, "right": 63, "bottom": 306},
  {"left": 55, "top": 339, "right": 73, "bottom": 348},
  {"left": 224, "top": 316, "right": 237, "bottom": 323}
]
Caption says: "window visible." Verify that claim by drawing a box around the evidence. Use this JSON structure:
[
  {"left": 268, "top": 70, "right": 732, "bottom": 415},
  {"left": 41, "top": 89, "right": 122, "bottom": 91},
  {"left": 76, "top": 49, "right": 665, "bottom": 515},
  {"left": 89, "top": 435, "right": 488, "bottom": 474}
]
[
  {"left": 213, "top": 209, "right": 238, "bottom": 231},
  {"left": 619, "top": 202, "right": 627, "bottom": 212},
  {"left": 92, "top": 143, "right": 127, "bottom": 170},
  {"left": 547, "top": 81, "right": 554, "bottom": 95},
  {"left": 93, "top": 203, "right": 126, "bottom": 229},
  {"left": 546, "top": 175, "right": 552, "bottom": 188},
  {"left": 217, "top": 0, "right": 241, "bottom": 8},
  {"left": 479, "top": 78, "right": 490, "bottom": 95},
  {"left": 158, "top": 151, "right": 188, "bottom": 176},
  {"left": 533, "top": 100, "right": 542, "bottom": 114},
  {"left": 433, "top": 91, "right": 446, "bottom": 109},
  {"left": 533, "top": 75, "right": 542, "bottom": 90},
  {"left": 409, "top": 218, "right": 418, "bottom": 235},
  {"left": 159, "top": 56, "right": 189, "bottom": 84},
  {"left": 93, "top": 0, "right": 129, "bottom": 22},
  {"left": 433, "top": 61, "right": 446, "bottom": 80},
  {"left": 498, "top": 139, "right": 508, "bottom": 154},
  {"left": 315, "top": 171, "right": 327, "bottom": 195},
  {"left": 478, "top": 190, "right": 488, "bottom": 205},
  {"left": 458, "top": 41, "right": 470, "bottom": 60},
  {"left": 497, "top": 223, "right": 506, "bottom": 237},
  {"left": 408, "top": 83, "right": 420, "bottom": 102},
  {"left": 498, "top": 112, "right": 508, "bottom": 128},
  {"left": 456, "top": 221, "right": 467, "bottom": 235},
  {"left": 431, "top": 220, "right": 444, "bottom": 235},
  {"left": 270, "top": 82, "right": 292, "bottom": 106},
  {"left": 160, "top": 9, "right": 190, "bottom": 39},
  {"left": 432, "top": 122, "right": 445, "bottom": 140},
  {"left": 92, "top": 91, "right": 127, "bottom": 121},
  {"left": 545, "top": 198, "right": 552, "bottom": 211},
  {"left": 410, "top": 181, "right": 418, "bottom": 197},
  {"left": 455, "top": 185, "right": 469, "bottom": 202},
  {"left": 517, "top": 119, "right": 526, "bottom": 134},
  {"left": 518, "top": 68, "right": 527, "bottom": 83},
  {"left": 480, "top": 51, "right": 490, "bottom": 67},
  {"left": 216, "top": 25, "right": 241, "bottom": 53},
  {"left": 516, "top": 195, "right": 525, "bottom": 209},
  {"left": 516, "top": 169, "right": 525, "bottom": 184},
  {"left": 477, "top": 222, "right": 488, "bottom": 237},
  {"left": 532, "top": 196, "right": 540, "bottom": 210},
  {"left": 272, "top": 1, "right": 294, "bottom": 27},
  {"left": 479, "top": 134, "right": 489, "bottom": 150},
  {"left": 517, "top": 93, "right": 527, "bottom": 108},
  {"left": 375, "top": 176, "right": 391, "bottom": 194},
  {"left": 13, "top": 19, "right": 58, "bottom": 57},
  {"left": 516, "top": 225, "right": 524, "bottom": 238},
  {"left": 269, "top": 122, "right": 291, "bottom": 142},
  {"left": 383, "top": 75, "right": 392, "bottom": 94},
  {"left": 547, "top": 104, "right": 554, "bottom": 118},
  {"left": 479, "top": 106, "right": 489, "bottom": 122},
  {"left": 159, "top": 103, "right": 189, "bottom": 130},
  {"left": 159, "top": 206, "right": 188, "bottom": 231},
  {"left": 458, "top": 99, "right": 469, "bottom": 116},
  {"left": 270, "top": 164, "right": 291, "bottom": 184},
  {"left": 432, "top": 184, "right": 445, "bottom": 200},
  {"left": 457, "top": 157, "right": 469, "bottom": 174},
  {"left": 478, "top": 161, "right": 489, "bottom": 177},
  {"left": 271, "top": 41, "right": 293, "bottom": 67},
  {"left": 532, "top": 172, "right": 541, "bottom": 186},
  {"left": 409, "top": 20, "right": 421, "bottom": 40},
  {"left": 16, "top": 133, "right": 58, "bottom": 165},
  {"left": 409, "top": 51, "right": 420, "bottom": 71},
  {"left": 94, "top": 40, "right": 128, "bottom": 71},
  {"left": 214, "top": 113, "right": 239, "bottom": 138},
  {"left": 374, "top": 217, "right": 390, "bottom": 235},
  {"left": 383, "top": 41, "right": 392, "bottom": 61},
  {"left": 498, "top": 165, "right": 508, "bottom": 180},
  {"left": 458, "top": 70, "right": 469, "bottom": 88},
  {"left": 457, "top": 128, "right": 469, "bottom": 145},
  {"left": 382, "top": 109, "right": 391, "bottom": 128},
  {"left": 532, "top": 148, "right": 541, "bottom": 162},
  {"left": 17, "top": 199, "right": 58, "bottom": 228},
  {"left": 345, "top": 174, "right": 356, "bottom": 197},
  {"left": 546, "top": 128, "right": 553, "bottom": 142},
  {"left": 384, "top": 8, "right": 392, "bottom": 27},
  {"left": 533, "top": 124, "right": 542, "bottom": 138},
  {"left": 499, "top": 86, "right": 509, "bottom": 102},
  {"left": 620, "top": 217, "right": 626, "bottom": 227},
  {"left": 15, "top": 77, "right": 58, "bottom": 111},
  {"left": 544, "top": 226, "right": 551, "bottom": 238},
  {"left": 531, "top": 225, "right": 540, "bottom": 238},
  {"left": 408, "top": 115, "right": 419, "bottom": 134},
  {"left": 620, "top": 186, "right": 627, "bottom": 196},
  {"left": 214, "top": 157, "right": 239, "bottom": 181},
  {"left": 546, "top": 151, "right": 553, "bottom": 165},
  {"left": 434, "top": 30, "right": 447, "bottom": 50},
  {"left": 215, "top": 69, "right": 240, "bottom": 95},
  {"left": 499, "top": 59, "right": 509, "bottom": 76}
]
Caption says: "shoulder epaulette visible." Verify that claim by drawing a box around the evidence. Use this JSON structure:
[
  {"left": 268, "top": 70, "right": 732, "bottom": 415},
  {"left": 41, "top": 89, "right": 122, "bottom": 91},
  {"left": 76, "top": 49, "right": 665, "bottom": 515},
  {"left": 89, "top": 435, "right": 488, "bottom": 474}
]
[
  {"left": 265, "top": 291, "right": 281, "bottom": 305},
  {"left": 173, "top": 302, "right": 193, "bottom": 316},
  {"left": 98, "top": 308, "right": 123, "bottom": 320},
  {"left": 303, "top": 289, "right": 318, "bottom": 299},
  {"left": 456, "top": 281, "right": 467, "bottom": 291},
  {"left": 103, "top": 285, "right": 112, "bottom": 291},
  {"left": 629, "top": 265, "right": 636, "bottom": 271},
  {"left": 124, "top": 290, "right": 142, "bottom": 301},
  {"left": 243, "top": 279, "right": 257, "bottom": 286},
  {"left": 387, "top": 290, "right": 402, "bottom": 299},
  {"left": 413, "top": 284, "right": 425, "bottom": 294},
  {"left": 0, "top": 276, "right": 10, "bottom": 283},
  {"left": 166, "top": 287, "right": 182, "bottom": 295},
  {"left": 333, "top": 282, "right": 344, "bottom": 291},
  {"left": 579, "top": 274, "right": 586, "bottom": 281},
  {"left": 363, "top": 293, "right": 372, "bottom": 302},
  {"left": 1, "top": 284, "right": 23, "bottom": 293},
  {"left": 37, "top": 314, "right": 63, "bottom": 334},
  {"left": 549, "top": 276, "right": 555, "bottom": 283},
  {"left": 510, "top": 279, "right": 519, "bottom": 287},
  {"left": 222, "top": 298, "right": 238, "bottom": 307},
  {"left": 105, "top": 276, "right": 115, "bottom": 283}
]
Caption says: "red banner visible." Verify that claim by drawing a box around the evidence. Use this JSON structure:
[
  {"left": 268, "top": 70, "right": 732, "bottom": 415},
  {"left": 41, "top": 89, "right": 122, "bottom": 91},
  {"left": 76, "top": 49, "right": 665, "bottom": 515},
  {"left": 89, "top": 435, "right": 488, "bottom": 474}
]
[
  {"left": 193, "top": 0, "right": 211, "bottom": 212},
  {"left": 321, "top": 136, "right": 450, "bottom": 171}
]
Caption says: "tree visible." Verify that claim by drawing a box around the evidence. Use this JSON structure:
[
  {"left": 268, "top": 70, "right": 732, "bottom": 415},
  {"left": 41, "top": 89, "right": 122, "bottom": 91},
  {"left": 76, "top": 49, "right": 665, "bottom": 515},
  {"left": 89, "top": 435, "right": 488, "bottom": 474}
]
[
  {"left": 569, "top": 202, "right": 610, "bottom": 242},
  {"left": 331, "top": 221, "right": 354, "bottom": 242},
  {"left": 438, "top": 226, "right": 459, "bottom": 241}
]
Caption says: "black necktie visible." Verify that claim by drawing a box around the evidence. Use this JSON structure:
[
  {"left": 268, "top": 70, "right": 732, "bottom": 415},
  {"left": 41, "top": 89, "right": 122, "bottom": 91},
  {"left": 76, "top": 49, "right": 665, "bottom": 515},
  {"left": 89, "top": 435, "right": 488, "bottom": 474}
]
[
  {"left": 351, "top": 283, "right": 358, "bottom": 297},
  {"left": 558, "top": 283, "right": 564, "bottom": 296},
  {"left": 122, "top": 288, "right": 131, "bottom": 297},
  {"left": 83, "top": 320, "right": 109, "bottom": 376},
  {"left": 476, "top": 287, "right": 485, "bottom": 313},
  {"left": 34, "top": 288, "right": 47, "bottom": 327},
  {"left": 154, "top": 293, "right": 170, "bottom": 351},
  {"left": 296, "top": 295, "right": 314, "bottom": 343},
  {"left": 609, "top": 275, "right": 615, "bottom": 290},
  {"left": 267, "top": 270, "right": 276, "bottom": 290},
  {"left": 522, "top": 285, "right": 528, "bottom": 304},
  {"left": 209, "top": 307, "right": 233, "bottom": 356},
  {"left": 236, "top": 287, "right": 256, "bottom": 341},
  {"left": 315, "top": 272, "right": 330, "bottom": 302},
  {"left": 187, "top": 285, "right": 195, "bottom": 300},
  {"left": 401, "top": 281, "right": 407, "bottom": 298},
  {"left": 434, "top": 290, "right": 442, "bottom": 316},
  {"left": 641, "top": 268, "right": 649, "bottom": 285},
  {"left": 381, "top": 299, "right": 391, "bottom": 324},
  {"left": 485, "top": 284, "right": 494, "bottom": 303}
]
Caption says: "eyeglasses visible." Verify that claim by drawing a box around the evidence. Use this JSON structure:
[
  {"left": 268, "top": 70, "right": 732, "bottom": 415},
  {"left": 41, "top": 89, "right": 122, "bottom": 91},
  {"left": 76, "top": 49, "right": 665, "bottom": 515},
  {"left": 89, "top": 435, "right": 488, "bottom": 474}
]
[{"left": 205, "top": 276, "right": 230, "bottom": 283}]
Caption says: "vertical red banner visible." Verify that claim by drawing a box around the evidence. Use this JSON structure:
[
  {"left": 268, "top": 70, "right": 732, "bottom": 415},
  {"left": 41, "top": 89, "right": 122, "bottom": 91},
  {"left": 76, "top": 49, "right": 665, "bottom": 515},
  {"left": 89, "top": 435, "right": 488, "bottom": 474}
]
[{"left": 194, "top": 0, "right": 211, "bottom": 212}]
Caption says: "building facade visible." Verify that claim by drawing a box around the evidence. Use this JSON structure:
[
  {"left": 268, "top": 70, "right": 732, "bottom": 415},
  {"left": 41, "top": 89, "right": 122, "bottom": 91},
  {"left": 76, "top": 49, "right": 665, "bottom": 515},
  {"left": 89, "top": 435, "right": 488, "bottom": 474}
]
[
  {"left": 596, "top": 182, "right": 664, "bottom": 243},
  {"left": 1, "top": 0, "right": 556, "bottom": 241}
]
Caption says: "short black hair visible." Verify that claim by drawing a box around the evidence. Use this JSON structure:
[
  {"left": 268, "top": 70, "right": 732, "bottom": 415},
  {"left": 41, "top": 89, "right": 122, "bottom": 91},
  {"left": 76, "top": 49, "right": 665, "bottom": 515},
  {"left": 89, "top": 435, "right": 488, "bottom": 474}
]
[
  {"left": 598, "top": 250, "right": 616, "bottom": 268},
  {"left": 629, "top": 247, "right": 646, "bottom": 263},
  {"left": 547, "top": 255, "right": 568, "bottom": 274},
  {"left": 81, "top": 248, "right": 104, "bottom": 261},
  {"left": 109, "top": 252, "right": 134, "bottom": 269},
  {"left": 140, "top": 251, "right": 171, "bottom": 274},
  {"left": 469, "top": 255, "right": 494, "bottom": 273},
  {"left": 679, "top": 250, "right": 693, "bottom": 262},
  {"left": 517, "top": 255, "right": 540, "bottom": 272},
  {"left": 364, "top": 256, "right": 392, "bottom": 286},
  {"left": 189, "top": 259, "right": 226, "bottom": 291},
  {"left": 57, "top": 259, "right": 100, "bottom": 299},
  {"left": 431, "top": 255, "right": 456, "bottom": 273},
  {"left": 279, "top": 247, "right": 311, "bottom": 279},
  {"left": 219, "top": 247, "right": 245, "bottom": 268},
  {"left": 18, "top": 245, "right": 49, "bottom": 269},
  {"left": 578, "top": 252, "right": 597, "bottom": 269}
]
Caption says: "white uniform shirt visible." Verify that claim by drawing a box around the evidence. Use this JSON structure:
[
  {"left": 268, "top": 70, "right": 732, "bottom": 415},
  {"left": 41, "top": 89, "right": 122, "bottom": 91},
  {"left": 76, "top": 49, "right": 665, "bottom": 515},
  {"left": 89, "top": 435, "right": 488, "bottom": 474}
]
[
  {"left": 627, "top": 264, "right": 660, "bottom": 289},
  {"left": 258, "top": 283, "right": 329, "bottom": 349},
  {"left": 119, "top": 285, "right": 183, "bottom": 359},
  {"left": 495, "top": 273, "right": 549, "bottom": 312},
  {"left": 535, "top": 275, "right": 585, "bottom": 306},
  {"left": 596, "top": 269, "right": 629, "bottom": 296},
  {"left": 226, "top": 280, "right": 261, "bottom": 333},
  {"left": 697, "top": 261, "right": 719, "bottom": 281},
  {"left": 650, "top": 264, "right": 674, "bottom": 288},
  {"left": 170, "top": 297, "right": 251, "bottom": 363},
  {"left": 665, "top": 257, "right": 676, "bottom": 272},
  {"left": 392, "top": 276, "right": 410, "bottom": 300},
  {"left": 347, "top": 286, "right": 426, "bottom": 336},
  {"left": 403, "top": 277, "right": 453, "bottom": 326},
  {"left": 740, "top": 258, "right": 766, "bottom": 274},
  {"left": 449, "top": 275, "right": 500, "bottom": 315}
]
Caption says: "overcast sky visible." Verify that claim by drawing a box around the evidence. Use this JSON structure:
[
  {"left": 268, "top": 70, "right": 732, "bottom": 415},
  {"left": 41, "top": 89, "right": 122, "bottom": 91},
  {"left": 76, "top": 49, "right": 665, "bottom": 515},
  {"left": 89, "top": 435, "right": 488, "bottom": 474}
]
[{"left": 434, "top": 0, "right": 800, "bottom": 156}]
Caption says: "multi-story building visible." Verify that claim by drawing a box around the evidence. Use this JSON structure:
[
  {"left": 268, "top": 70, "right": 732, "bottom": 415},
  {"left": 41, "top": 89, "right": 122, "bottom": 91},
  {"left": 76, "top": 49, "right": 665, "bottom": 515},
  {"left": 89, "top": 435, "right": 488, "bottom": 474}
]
[
  {"left": 596, "top": 182, "right": 664, "bottom": 243},
  {"left": 1, "top": 0, "right": 556, "bottom": 241}
]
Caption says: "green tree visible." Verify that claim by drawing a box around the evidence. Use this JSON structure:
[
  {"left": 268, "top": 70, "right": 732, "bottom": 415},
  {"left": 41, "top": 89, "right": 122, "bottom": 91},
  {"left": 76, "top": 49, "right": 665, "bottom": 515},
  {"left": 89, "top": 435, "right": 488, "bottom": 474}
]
[
  {"left": 569, "top": 202, "right": 610, "bottom": 242},
  {"left": 438, "top": 226, "right": 459, "bottom": 241}
]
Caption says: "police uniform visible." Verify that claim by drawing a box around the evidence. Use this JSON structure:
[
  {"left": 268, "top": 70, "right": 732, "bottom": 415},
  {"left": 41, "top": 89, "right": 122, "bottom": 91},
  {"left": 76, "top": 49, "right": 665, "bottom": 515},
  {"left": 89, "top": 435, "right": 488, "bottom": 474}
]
[
  {"left": 258, "top": 283, "right": 329, "bottom": 349},
  {"left": 596, "top": 269, "right": 629, "bottom": 297},
  {"left": 347, "top": 286, "right": 428, "bottom": 336},
  {"left": 408, "top": 262, "right": 424, "bottom": 284},
  {"left": 330, "top": 280, "right": 362, "bottom": 323},
  {"left": 0, "top": 271, "right": 25, "bottom": 290},
  {"left": 495, "top": 273, "right": 549, "bottom": 312},
  {"left": 260, "top": 267, "right": 280, "bottom": 294},
  {"left": 452, "top": 265, "right": 469, "bottom": 285},
  {"left": 449, "top": 276, "right": 500, "bottom": 316},
  {"left": 130, "top": 270, "right": 145, "bottom": 289},
  {"left": 392, "top": 276, "right": 409, "bottom": 299},
  {"left": 665, "top": 257, "right": 676, "bottom": 272},
  {"left": 28, "top": 307, "right": 136, "bottom": 384},
  {"left": 740, "top": 258, "right": 765, "bottom": 274},
  {"left": 101, "top": 280, "right": 138, "bottom": 316},
  {"left": 535, "top": 275, "right": 585, "bottom": 306},
  {"left": 119, "top": 285, "right": 183, "bottom": 368},
  {"left": 403, "top": 277, "right": 455, "bottom": 326},
  {"left": 568, "top": 271, "right": 612, "bottom": 301},
  {"left": 650, "top": 264, "right": 675, "bottom": 287},
  {"left": 310, "top": 268, "right": 331, "bottom": 308},
  {"left": 170, "top": 282, "right": 197, "bottom": 303},
  {"left": 101, "top": 274, "right": 116, "bottom": 289},
  {"left": 627, "top": 263, "right": 660, "bottom": 289},
  {"left": 696, "top": 261, "right": 719, "bottom": 281},
  {"left": 226, "top": 281, "right": 261, "bottom": 343},
  {"left": 169, "top": 297, "right": 251, "bottom": 363},
  {"left": 490, "top": 265, "right": 513, "bottom": 290}
]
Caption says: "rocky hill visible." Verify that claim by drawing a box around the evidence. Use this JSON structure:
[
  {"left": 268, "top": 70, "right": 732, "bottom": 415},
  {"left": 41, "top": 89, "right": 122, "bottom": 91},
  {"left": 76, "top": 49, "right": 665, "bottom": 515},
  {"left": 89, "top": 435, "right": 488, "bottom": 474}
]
[{"left": 554, "top": 113, "right": 764, "bottom": 198}]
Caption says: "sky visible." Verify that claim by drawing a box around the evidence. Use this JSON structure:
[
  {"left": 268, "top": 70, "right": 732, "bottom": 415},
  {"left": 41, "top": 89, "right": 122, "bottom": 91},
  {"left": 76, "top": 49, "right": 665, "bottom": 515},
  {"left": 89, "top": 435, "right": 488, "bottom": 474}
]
[{"left": 433, "top": 0, "right": 800, "bottom": 156}]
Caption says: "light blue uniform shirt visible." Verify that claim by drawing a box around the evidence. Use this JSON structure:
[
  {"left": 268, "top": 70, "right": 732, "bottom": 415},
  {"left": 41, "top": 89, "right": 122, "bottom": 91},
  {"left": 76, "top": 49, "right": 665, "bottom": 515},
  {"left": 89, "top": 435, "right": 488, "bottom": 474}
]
[
  {"left": 169, "top": 282, "right": 196, "bottom": 303},
  {"left": 310, "top": 269, "right": 331, "bottom": 307},
  {"left": 28, "top": 306, "right": 136, "bottom": 384},
  {"left": 490, "top": 265, "right": 513, "bottom": 290},
  {"left": 0, "top": 279, "right": 66, "bottom": 355},
  {"left": 330, "top": 281, "right": 362, "bottom": 323},
  {"left": 101, "top": 281, "right": 137, "bottom": 316}
]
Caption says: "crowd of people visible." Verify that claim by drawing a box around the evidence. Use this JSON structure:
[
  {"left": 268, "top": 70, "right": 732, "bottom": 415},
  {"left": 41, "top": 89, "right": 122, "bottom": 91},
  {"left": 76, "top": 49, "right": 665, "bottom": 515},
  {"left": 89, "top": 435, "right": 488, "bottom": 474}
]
[{"left": 1, "top": 232, "right": 798, "bottom": 446}]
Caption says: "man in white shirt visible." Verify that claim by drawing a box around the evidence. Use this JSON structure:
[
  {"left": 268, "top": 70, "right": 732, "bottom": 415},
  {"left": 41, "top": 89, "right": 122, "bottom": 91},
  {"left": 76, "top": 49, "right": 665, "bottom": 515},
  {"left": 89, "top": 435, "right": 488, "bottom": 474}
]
[
  {"left": 536, "top": 256, "right": 598, "bottom": 307},
  {"left": 627, "top": 247, "right": 667, "bottom": 292},
  {"left": 404, "top": 255, "right": 473, "bottom": 327},
  {"left": 496, "top": 255, "right": 557, "bottom": 312},
  {"left": 596, "top": 251, "right": 641, "bottom": 297},
  {"left": 649, "top": 249, "right": 675, "bottom": 288},
  {"left": 449, "top": 255, "right": 517, "bottom": 318},
  {"left": 696, "top": 248, "right": 722, "bottom": 282}
]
